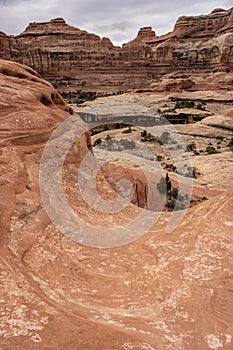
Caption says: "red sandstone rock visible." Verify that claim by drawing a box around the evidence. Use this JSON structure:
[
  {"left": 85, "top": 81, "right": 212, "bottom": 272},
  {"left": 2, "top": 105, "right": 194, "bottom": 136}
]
[
  {"left": 1, "top": 59, "right": 233, "bottom": 350},
  {"left": 0, "top": 9, "right": 232, "bottom": 92}
]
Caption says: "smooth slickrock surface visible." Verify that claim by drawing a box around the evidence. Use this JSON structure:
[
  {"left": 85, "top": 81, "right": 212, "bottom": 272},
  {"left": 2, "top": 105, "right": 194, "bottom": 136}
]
[
  {"left": 0, "top": 59, "right": 233, "bottom": 350},
  {"left": 0, "top": 8, "right": 233, "bottom": 91}
]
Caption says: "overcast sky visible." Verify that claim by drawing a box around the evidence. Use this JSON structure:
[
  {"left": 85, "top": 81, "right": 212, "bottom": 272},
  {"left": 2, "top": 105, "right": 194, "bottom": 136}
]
[{"left": 0, "top": 0, "right": 232, "bottom": 45}]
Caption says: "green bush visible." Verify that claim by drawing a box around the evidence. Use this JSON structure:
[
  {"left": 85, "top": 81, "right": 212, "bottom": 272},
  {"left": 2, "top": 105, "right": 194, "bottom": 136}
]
[
  {"left": 140, "top": 130, "right": 156, "bottom": 142},
  {"left": 206, "top": 146, "right": 217, "bottom": 154},
  {"left": 157, "top": 173, "right": 171, "bottom": 194},
  {"left": 105, "top": 134, "right": 111, "bottom": 141},
  {"left": 93, "top": 138, "right": 102, "bottom": 147},
  {"left": 196, "top": 103, "right": 205, "bottom": 110},
  {"left": 187, "top": 143, "right": 196, "bottom": 152},
  {"left": 141, "top": 130, "right": 147, "bottom": 138},
  {"left": 156, "top": 155, "right": 163, "bottom": 161},
  {"left": 164, "top": 163, "right": 177, "bottom": 172},
  {"left": 175, "top": 100, "right": 195, "bottom": 109}
]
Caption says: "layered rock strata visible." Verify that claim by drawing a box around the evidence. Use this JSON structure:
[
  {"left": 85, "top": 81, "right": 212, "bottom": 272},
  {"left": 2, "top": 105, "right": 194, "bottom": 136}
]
[{"left": 0, "top": 8, "right": 232, "bottom": 91}]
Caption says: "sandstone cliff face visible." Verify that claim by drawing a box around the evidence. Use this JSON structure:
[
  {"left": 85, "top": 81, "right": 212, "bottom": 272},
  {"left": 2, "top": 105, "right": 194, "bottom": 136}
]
[
  {"left": 0, "top": 8, "right": 232, "bottom": 92},
  {"left": 145, "top": 8, "right": 233, "bottom": 74}
]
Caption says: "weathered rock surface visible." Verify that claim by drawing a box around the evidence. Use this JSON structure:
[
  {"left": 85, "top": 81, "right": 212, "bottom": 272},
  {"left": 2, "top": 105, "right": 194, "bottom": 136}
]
[
  {"left": 0, "top": 8, "right": 232, "bottom": 92},
  {"left": 1, "top": 60, "right": 233, "bottom": 350}
]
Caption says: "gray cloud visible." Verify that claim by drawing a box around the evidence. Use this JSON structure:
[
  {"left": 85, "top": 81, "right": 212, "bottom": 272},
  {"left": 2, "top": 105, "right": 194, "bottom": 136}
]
[{"left": 0, "top": 0, "right": 232, "bottom": 45}]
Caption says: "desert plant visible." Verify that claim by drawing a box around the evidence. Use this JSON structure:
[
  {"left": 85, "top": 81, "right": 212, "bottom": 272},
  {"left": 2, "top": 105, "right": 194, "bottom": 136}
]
[
  {"left": 141, "top": 130, "right": 147, "bottom": 138},
  {"left": 105, "top": 134, "right": 111, "bottom": 141},
  {"left": 122, "top": 126, "right": 132, "bottom": 134},
  {"left": 93, "top": 138, "right": 102, "bottom": 147},
  {"left": 196, "top": 103, "right": 205, "bottom": 110},
  {"left": 157, "top": 173, "right": 171, "bottom": 194},
  {"left": 156, "top": 155, "right": 164, "bottom": 161},
  {"left": 175, "top": 100, "right": 195, "bottom": 109},
  {"left": 187, "top": 143, "right": 196, "bottom": 152},
  {"left": 206, "top": 146, "right": 217, "bottom": 154},
  {"left": 164, "top": 163, "right": 177, "bottom": 172}
]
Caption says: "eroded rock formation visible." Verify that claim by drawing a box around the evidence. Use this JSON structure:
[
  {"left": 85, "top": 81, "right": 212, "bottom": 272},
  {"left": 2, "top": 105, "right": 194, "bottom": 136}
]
[
  {"left": 0, "top": 8, "right": 232, "bottom": 91},
  {"left": 0, "top": 59, "right": 233, "bottom": 349}
]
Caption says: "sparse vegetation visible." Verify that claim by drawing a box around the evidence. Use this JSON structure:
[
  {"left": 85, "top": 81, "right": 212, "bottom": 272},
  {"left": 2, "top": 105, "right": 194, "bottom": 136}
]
[
  {"left": 156, "top": 155, "right": 164, "bottom": 161},
  {"left": 93, "top": 137, "right": 136, "bottom": 151},
  {"left": 93, "top": 138, "right": 102, "bottom": 147},
  {"left": 105, "top": 134, "right": 112, "bottom": 141},
  {"left": 206, "top": 146, "right": 218, "bottom": 154},
  {"left": 175, "top": 100, "right": 195, "bottom": 109},
  {"left": 61, "top": 90, "right": 125, "bottom": 105},
  {"left": 140, "top": 130, "right": 157, "bottom": 142},
  {"left": 196, "top": 103, "right": 206, "bottom": 110},
  {"left": 157, "top": 173, "right": 187, "bottom": 210},
  {"left": 186, "top": 143, "right": 196, "bottom": 152},
  {"left": 157, "top": 173, "right": 171, "bottom": 194},
  {"left": 164, "top": 163, "right": 177, "bottom": 172},
  {"left": 122, "top": 126, "right": 133, "bottom": 134}
]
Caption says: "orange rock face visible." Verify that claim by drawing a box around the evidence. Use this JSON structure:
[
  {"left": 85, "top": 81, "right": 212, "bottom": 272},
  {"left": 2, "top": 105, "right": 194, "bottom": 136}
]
[
  {"left": 0, "top": 59, "right": 233, "bottom": 350},
  {"left": 0, "top": 8, "right": 232, "bottom": 92}
]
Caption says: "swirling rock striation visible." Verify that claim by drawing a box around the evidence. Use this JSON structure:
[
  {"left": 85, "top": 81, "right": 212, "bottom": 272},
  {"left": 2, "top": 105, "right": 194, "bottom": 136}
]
[{"left": 0, "top": 59, "right": 233, "bottom": 350}]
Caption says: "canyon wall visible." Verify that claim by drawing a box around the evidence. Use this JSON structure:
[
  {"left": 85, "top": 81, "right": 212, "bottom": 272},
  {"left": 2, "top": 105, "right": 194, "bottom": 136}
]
[{"left": 0, "top": 9, "right": 233, "bottom": 91}]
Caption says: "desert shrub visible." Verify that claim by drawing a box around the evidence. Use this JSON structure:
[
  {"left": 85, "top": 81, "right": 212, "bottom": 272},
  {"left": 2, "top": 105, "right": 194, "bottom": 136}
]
[
  {"left": 186, "top": 143, "right": 196, "bottom": 152},
  {"left": 141, "top": 130, "right": 147, "bottom": 138},
  {"left": 175, "top": 100, "right": 195, "bottom": 109},
  {"left": 206, "top": 146, "right": 217, "bottom": 154},
  {"left": 122, "top": 126, "right": 132, "bottom": 134},
  {"left": 157, "top": 173, "right": 171, "bottom": 194},
  {"left": 140, "top": 130, "right": 156, "bottom": 142},
  {"left": 196, "top": 103, "right": 205, "bottom": 110},
  {"left": 156, "top": 155, "right": 163, "bottom": 161},
  {"left": 164, "top": 163, "right": 177, "bottom": 172},
  {"left": 93, "top": 138, "right": 102, "bottom": 147},
  {"left": 105, "top": 134, "right": 111, "bottom": 141}
]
